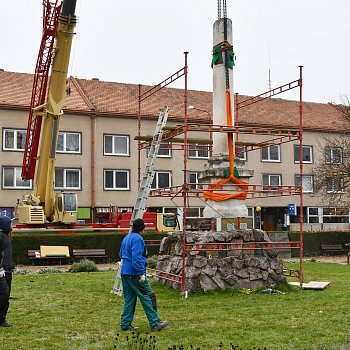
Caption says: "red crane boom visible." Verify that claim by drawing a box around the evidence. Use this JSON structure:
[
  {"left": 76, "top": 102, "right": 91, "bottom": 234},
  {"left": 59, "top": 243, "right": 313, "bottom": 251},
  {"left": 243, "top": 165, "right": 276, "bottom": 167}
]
[{"left": 21, "top": 0, "right": 61, "bottom": 180}]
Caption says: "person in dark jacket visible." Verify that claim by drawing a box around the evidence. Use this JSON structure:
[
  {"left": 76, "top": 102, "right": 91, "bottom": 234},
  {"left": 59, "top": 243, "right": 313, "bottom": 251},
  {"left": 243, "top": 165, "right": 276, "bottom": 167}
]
[
  {"left": 0, "top": 216, "right": 15, "bottom": 327},
  {"left": 119, "top": 218, "right": 168, "bottom": 332}
]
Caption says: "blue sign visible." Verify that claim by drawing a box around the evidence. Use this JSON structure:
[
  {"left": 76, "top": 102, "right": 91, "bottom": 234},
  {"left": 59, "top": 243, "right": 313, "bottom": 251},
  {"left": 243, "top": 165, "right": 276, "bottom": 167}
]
[
  {"left": 0, "top": 208, "right": 14, "bottom": 219},
  {"left": 288, "top": 204, "right": 296, "bottom": 216}
]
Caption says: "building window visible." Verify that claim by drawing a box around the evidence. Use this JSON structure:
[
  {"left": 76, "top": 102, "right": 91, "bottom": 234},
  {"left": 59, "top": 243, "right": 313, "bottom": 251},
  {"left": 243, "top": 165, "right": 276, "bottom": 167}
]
[
  {"left": 307, "top": 207, "right": 320, "bottom": 223},
  {"left": 57, "top": 132, "right": 81, "bottom": 153},
  {"left": 104, "top": 169, "right": 130, "bottom": 190},
  {"left": 325, "top": 147, "right": 342, "bottom": 164},
  {"left": 163, "top": 207, "right": 178, "bottom": 215},
  {"left": 326, "top": 176, "right": 344, "bottom": 193},
  {"left": 186, "top": 207, "right": 204, "bottom": 218},
  {"left": 104, "top": 135, "right": 129, "bottom": 156},
  {"left": 307, "top": 207, "right": 349, "bottom": 224},
  {"left": 261, "top": 145, "right": 280, "bottom": 162},
  {"left": 55, "top": 168, "right": 81, "bottom": 190},
  {"left": 295, "top": 174, "right": 313, "bottom": 193},
  {"left": 2, "top": 166, "right": 32, "bottom": 189},
  {"left": 322, "top": 207, "right": 349, "bottom": 223},
  {"left": 294, "top": 145, "right": 313, "bottom": 163},
  {"left": 184, "top": 207, "right": 214, "bottom": 230},
  {"left": 3, "top": 129, "right": 27, "bottom": 151},
  {"left": 188, "top": 144, "right": 209, "bottom": 159},
  {"left": 188, "top": 172, "right": 199, "bottom": 189},
  {"left": 236, "top": 146, "right": 247, "bottom": 161},
  {"left": 262, "top": 174, "right": 281, "bottom": 190},
  {"left": 151, "top": 171, "right": 172, "bottom": 189},
  {"left": 157, "top": 142, "right": 172, "bottom": 158}
]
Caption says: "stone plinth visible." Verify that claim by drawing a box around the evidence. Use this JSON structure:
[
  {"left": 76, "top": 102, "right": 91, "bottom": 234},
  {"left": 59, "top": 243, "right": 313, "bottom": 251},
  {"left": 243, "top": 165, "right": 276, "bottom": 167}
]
[{"left": 155, "top": 230, "right": 287, "bottom": 293}]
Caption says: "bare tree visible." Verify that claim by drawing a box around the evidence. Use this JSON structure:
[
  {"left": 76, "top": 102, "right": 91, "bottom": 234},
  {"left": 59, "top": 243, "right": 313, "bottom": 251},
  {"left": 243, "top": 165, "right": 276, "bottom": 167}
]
[
  {"left": 312, "top": 97, "right": 350, "bottom": 207},
  {"left": 328, "top": 95, "right": 350, "bottom": 122}
]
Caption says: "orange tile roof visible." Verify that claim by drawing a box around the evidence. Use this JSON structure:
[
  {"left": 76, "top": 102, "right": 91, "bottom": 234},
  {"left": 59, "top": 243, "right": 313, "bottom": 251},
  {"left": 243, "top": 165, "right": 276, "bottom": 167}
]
[
  {"left": 0, "top": 70, "right": 348, "bottom": 132},
  {"left": 0, "top": 71, "right": 91, "bottom": 112}
]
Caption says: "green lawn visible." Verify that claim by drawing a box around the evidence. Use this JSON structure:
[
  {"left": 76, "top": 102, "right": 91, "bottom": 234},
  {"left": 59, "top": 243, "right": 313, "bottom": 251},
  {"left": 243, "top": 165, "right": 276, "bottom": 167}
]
[{"left": 1, "top": 262, "right": 349, "bottom": 350}]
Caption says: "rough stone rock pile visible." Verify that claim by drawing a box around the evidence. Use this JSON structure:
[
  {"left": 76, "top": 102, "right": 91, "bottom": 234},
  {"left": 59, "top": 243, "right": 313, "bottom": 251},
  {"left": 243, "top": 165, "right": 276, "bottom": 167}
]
[{"left": 155, "top": 229, "right": 286, "bottom": 293}]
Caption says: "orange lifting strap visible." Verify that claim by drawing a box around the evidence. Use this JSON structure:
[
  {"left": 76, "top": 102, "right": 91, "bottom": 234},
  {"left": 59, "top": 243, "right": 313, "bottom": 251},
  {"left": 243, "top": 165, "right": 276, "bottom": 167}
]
[{"left": 203, "top": 90, "right": 248, "bottom": 202}]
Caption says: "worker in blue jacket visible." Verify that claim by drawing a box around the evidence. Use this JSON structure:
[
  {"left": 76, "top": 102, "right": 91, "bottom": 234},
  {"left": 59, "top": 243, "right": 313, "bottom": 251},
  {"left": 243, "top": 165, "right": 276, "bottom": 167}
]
[
  {"left": 119, "top": 218, "right": 168, "bottom": 332},
  {"left": 0, "top": 216, "right": 15, "bottom": 327}
]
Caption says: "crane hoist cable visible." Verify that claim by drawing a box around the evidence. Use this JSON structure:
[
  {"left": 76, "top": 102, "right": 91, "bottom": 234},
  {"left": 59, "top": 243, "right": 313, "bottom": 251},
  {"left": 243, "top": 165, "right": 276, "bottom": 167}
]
[{"left": 217, "top": 0, "right": 227, "bottom": 19}]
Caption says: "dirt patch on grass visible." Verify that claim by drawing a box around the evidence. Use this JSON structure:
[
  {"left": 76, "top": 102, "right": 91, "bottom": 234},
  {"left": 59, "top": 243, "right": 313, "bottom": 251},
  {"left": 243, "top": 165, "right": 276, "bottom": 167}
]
[
  {"left": 15, "top": 262, "right": 119, "bottom": 273},
  {"left": 17, "top": 255, "right": 348, "bottom": 274},
  {"left": 287, "top": 255, "right": 348, "bottom": 264}
]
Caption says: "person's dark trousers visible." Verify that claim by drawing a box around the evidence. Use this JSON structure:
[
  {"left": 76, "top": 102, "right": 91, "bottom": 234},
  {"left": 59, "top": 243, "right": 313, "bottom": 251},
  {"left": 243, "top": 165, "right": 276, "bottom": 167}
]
[
  {"left": 120, "top": 275, "right": 159, "bottom": 330},
  {"left": 0, "top": 275, "right": 10, "bottom": 324},
  {"left": 5, "top": 273, "right": 12, "bottom": 296}
]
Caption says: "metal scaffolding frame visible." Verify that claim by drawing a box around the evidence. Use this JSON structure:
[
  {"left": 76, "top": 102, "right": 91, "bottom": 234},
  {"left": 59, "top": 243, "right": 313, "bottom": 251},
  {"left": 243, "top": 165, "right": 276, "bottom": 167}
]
[{"left": 138, "top": 62, "right": 304, "bottom": 292}]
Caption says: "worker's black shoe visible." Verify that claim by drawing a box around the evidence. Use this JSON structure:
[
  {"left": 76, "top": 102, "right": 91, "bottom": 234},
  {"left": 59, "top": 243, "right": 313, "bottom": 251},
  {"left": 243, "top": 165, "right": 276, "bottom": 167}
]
[
  {"left": 151, "top": 320, "right": 169, "bottom": 332},
  {"left": 121, "top": 325, "right": 139, "bottom": 332},
  {"left": 0, "top": 321, "right": 12, "bottom": 327}
]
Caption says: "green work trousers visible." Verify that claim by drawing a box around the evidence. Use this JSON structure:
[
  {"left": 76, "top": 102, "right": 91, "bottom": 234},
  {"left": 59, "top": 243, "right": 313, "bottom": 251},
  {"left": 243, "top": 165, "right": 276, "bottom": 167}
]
[{"left": 120, "top": 275, "right": 159, "bottom": 330}]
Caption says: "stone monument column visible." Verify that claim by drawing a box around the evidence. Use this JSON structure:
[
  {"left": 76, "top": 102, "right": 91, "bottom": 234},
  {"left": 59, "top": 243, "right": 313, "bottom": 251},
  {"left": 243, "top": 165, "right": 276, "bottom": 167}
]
[{"left": 199, "top": 16, "right": 253, "bottom": 222}]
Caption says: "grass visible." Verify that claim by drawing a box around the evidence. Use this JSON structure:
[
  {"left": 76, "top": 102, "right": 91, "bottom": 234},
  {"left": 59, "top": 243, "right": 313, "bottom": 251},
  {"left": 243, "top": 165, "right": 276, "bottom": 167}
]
[{"left": 1, "top": 261, "right": 349, "bottom": 350}]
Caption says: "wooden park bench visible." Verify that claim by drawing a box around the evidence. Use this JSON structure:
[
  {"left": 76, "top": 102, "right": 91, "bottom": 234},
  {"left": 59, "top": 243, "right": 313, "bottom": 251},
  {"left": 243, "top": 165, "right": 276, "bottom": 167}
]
[
  {"left": 28, "top": 246, "right": 70, "bottom": 265},
  {"left": 320, "top": 244, "right": 347, "bottom": 256},
  {"left": 72, "top": 249, "right": 108, "bottom": 263}
]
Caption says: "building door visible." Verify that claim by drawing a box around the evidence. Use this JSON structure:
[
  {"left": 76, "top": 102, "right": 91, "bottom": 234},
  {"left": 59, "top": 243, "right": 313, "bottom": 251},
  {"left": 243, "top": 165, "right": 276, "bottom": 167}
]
[{"left": 263, "top": 214, "right": 276, "bottom": 231}]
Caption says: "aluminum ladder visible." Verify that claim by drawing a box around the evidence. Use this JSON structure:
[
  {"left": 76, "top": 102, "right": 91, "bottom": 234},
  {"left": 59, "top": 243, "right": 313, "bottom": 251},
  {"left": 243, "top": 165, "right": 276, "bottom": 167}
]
[{"left": 130, "top": 105, "right": 170, "bottom": 224}]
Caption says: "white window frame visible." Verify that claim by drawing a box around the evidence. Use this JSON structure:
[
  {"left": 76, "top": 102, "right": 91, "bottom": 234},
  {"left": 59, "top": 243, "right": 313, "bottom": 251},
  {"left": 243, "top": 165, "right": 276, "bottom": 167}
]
[
  {"left": 295, "top": 174, "right": 313, "bottom": 193},
  {"left": 188, "top": 144, "right": 209, "bottom": 159},
  {"left": 307, "top": 207, "right": 349, "bottom": 224},
  {"left": 54, "top": 168, "right": 81, "bottom": 190},
  {"left": 104, "top": 134, "right": 130, "bottom": 156},
  {"left": 236, "top": 145, "right": 247, "bottom": 161},
  {"left": 262, "top": 174, "right": 281, "bottom": 190},
  {"left": 151, "top": 171, "right": 172, "bottom": 189},
  {"left": 2, "top": 166, "right": 32, "bottom": 189},
  {"left": 104, "top": 169, "right": 130, "bottom": 190},
  {"left": 185, "top": 207, "right": 204, "bottom": 218},
  {"left": 325, "top": 147, "right": 342, "bottom": 164},
  {"left": 56, "top": 132, "right": 81, "bottom": 154},
  {"left": 261, "top": 145, "right": 281, "bottom": 162},
  {"left": 307, "top": 207, "right": 320, "bottom": 223},
  {"left": 3, "top": 128, "right": 27, "bottom": 151},
  {"left": 326, "top": 176, "right": 345, "bottom": 193},
  {"left": 294, "top": 145, "right": 313, "bottom": 164},
  {"left": 157, "top": 142, "right": 172, "bottom": 158},
  {"left": 188, "top": 172, "right": 199, "bottom": 189}
]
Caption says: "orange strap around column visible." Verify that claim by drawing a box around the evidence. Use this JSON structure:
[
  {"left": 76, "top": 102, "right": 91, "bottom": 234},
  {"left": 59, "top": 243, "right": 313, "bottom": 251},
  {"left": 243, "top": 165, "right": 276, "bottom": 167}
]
[{"left": 203, "top": 90, "right": 248, "bottom": 202}]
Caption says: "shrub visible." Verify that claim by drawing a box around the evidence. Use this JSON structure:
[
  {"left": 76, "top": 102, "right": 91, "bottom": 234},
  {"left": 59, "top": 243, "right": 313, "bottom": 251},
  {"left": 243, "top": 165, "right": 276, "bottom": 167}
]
[
  {"left": 289, "top": 231, "right": 350, "bottom": 257},
  {"left": 68, "top": 259, "right": 98, "bottom": 273},
  {"left": 147, "top": 255, "right": 158, "bottom": 269},
  {"left": 38, "top": 268, "right": 63, "bottom": 274},
  {"left": 12, "top": 231, "right": 166, "bottom": 265}
]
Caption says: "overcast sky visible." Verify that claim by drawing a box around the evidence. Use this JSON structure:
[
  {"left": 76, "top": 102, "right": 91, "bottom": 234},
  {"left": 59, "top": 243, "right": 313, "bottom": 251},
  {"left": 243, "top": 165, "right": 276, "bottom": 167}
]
[{"left": 1, "top": 1, "right": 349, "bottom": 104}]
